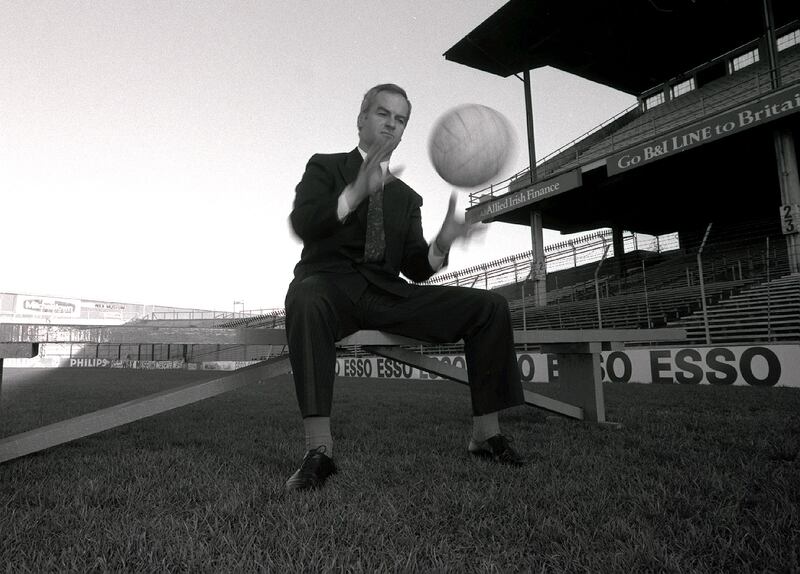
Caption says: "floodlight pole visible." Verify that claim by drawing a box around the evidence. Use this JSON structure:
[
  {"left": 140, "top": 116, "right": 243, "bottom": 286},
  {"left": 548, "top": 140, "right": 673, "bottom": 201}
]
[{"left": 523, "top": 70, "right": 537, "bottom": 177}]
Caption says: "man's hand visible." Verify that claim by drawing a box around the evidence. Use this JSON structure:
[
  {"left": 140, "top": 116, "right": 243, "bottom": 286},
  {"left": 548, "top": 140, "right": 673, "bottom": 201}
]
[
  {"left": 349, "top": 137, "right": 401, "bottom": 207},
  {"left": 435, "top": 191, "right": 486, "bottom": 253}
]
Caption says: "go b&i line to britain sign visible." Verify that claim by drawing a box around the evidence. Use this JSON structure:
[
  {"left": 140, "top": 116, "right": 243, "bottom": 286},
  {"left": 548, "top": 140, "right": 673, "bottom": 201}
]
[
  {"left": 465, "top": 169, "right": 582, "bottom": 224},
  {"left": 607, "top": 83, "right": 800, "bottom": 175}
]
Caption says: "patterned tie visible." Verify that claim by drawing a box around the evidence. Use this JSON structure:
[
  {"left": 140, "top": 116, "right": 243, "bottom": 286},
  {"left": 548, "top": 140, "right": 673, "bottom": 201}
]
[{"left": 364, "top": 183, "right": 385, "bottom": 262}]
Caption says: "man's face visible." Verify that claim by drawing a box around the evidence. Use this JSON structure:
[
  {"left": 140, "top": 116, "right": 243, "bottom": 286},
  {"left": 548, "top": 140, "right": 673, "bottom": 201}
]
[{"left": 357, "top": 91, "right": 409, "bottom": 153}]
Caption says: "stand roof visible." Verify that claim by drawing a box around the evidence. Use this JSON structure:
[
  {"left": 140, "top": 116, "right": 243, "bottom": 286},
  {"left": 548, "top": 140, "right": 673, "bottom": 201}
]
[{"left": 445, "top": 0, "right": 800, "bottom": 94}]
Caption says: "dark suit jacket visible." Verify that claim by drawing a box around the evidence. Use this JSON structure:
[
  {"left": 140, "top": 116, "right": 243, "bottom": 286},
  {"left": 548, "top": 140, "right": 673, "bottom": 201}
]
[{"left": 289, "top": 148, "right": 442, "bottom": 301}]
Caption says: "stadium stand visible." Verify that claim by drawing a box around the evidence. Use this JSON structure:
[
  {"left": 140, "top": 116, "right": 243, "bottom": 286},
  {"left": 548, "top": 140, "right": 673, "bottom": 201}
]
[
  {"left": 214, "top": 309, "right": 286, "bottom": 329},
  {"left": 485, "top": 32, "right": 800, "bottom": 200},
  {"left": 415, "top": 217, "right": 795, "bottom": 347},
  {"left": 436, "top": 15, "right": 800, "bottom": 347},
  {"left": 510, "top": 221, "right": 793, "bottom": 339},
  {"left": 673, "top": 273, "right": 800, "bottom": 344}
]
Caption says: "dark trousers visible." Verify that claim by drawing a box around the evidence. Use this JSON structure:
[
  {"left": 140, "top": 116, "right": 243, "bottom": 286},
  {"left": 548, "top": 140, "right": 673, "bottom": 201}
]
[{"left": 285, "top": 274, "right": 524, "bottom": 417}]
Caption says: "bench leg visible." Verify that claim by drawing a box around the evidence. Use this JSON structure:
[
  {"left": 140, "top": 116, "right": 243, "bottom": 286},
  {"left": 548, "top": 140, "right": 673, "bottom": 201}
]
[
  {"left": 366, "top": 345, "right": 585, "bottom": 420},
  {"left": 0, "top": 356, "right": 291, "bottom": 464},
  {"left": 552, "top": 352, "right": 606, "bottom": 423}
]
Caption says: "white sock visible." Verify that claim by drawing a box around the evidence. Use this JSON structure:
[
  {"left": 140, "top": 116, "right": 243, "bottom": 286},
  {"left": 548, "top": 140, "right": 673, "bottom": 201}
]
[
  {"left": 472, "top": 412, "right": 500, "bottom": 444},
  {"left": 303, "top": 416, "right": 333, "bottom": 456}
]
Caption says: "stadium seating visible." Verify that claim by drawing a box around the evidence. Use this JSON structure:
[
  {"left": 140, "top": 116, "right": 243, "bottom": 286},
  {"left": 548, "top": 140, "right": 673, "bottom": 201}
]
[
  {"left": 672, "top": 273, "right": 800, "bottom": 343},
  {"left": 215, "top": 311, "right": 286, "bottom": 329},
  {"left": 508, "top": 279, "right": 752, "bottom": 332},
  {"left": 494, "top": 216, "right": 793, "bottom": 343}
]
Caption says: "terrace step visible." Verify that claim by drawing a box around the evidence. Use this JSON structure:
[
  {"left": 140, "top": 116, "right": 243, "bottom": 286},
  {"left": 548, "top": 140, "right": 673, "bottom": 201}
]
[{"left": 670, "top": 273, "right": 800, "bottom": 343}]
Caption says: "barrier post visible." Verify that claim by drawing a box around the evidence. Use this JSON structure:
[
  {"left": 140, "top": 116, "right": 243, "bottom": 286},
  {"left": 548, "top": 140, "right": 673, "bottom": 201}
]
[
  {"left": 642, "top": 260, "right": 651, "bottom": 328},
  {"left": 766, "top": 236, "right": 772, "bottom": 341},
  {"left": 595, "top": 244, "right": 611, "bottom": 328},
  {"left": 697, "top": 223, "right": 714, "bottom": 344}
]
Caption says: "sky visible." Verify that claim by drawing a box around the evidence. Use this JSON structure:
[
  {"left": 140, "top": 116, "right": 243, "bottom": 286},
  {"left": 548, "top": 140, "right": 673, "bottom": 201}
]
[{"left": 1, "top": 1, "right": 636, "bottom": 312}]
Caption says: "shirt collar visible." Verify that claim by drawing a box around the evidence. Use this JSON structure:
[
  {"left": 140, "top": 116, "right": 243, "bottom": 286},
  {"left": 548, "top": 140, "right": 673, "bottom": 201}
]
[{"left": 357, "top": 146, "right": 389, "bottom": 175}]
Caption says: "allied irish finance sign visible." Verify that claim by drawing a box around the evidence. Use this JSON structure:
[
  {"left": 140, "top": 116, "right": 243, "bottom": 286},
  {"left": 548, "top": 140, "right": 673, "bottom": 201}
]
[
  {"left": 465, "top": 169, "right": 582, "bottom": 223},
  {"left": 607, "top": 83, "right": 800, "bottom": 176}
]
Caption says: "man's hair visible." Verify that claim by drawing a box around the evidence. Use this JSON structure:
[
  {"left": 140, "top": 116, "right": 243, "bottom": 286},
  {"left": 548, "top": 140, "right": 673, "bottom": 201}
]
[{"left": 359, "top": 83, "right": 412, "bottom": 120}]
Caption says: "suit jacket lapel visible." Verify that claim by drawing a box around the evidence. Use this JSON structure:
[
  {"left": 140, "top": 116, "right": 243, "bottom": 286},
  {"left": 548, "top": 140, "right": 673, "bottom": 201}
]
[
  {"left": 338, "top": 148, "right": 369, "bottom": 225},
  {"left": 340, "top": 148, "right": 362, "bottom": 186}
]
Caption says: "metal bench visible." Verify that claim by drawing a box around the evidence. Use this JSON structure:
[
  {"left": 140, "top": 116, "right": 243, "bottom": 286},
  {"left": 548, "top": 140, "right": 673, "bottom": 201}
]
[{"left": 0, "top": 324, "right": 686, "bottom": 464}]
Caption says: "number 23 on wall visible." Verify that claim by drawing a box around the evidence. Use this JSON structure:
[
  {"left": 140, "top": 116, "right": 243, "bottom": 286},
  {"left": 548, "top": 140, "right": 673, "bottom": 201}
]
[{"left": 781, "top": 204, "right": 800, "bottom": 235}]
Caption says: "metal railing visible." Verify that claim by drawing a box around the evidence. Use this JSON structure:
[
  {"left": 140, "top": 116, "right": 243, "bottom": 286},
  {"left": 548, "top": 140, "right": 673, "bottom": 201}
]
[
  {"left": 423, "top": 230, "right": 680, "bottom": 292},
  {"left": 148, "top": 308, "right": 285, "bottom": 321}
]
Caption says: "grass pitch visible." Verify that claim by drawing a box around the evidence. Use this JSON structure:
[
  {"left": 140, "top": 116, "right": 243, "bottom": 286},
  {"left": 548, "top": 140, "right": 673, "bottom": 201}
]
[{"left": 1, "top": 368, "right": 798, "bottom": 573}]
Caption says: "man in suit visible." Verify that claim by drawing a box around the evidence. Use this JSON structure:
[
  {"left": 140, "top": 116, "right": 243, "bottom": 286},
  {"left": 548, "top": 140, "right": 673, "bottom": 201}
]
[{"left": 285, "top": 84, "right": 525, "bottom": 491}]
